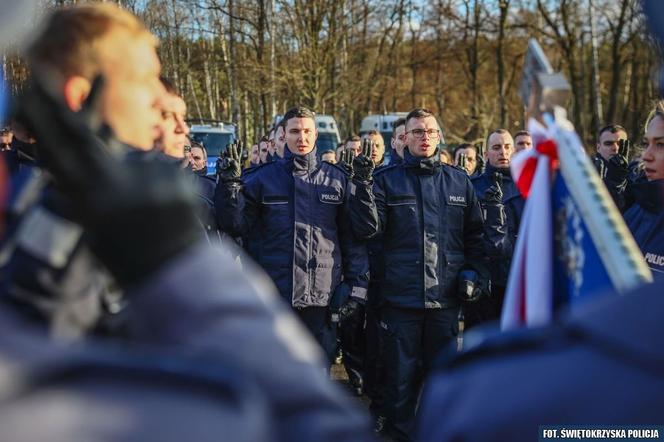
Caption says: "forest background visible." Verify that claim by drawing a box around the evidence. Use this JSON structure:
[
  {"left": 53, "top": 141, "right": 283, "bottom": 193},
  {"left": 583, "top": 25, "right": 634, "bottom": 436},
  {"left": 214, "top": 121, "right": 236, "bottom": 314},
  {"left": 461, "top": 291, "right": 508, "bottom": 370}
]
[{"left": 2, "top": 0, "right": 660, "bottom": 151}]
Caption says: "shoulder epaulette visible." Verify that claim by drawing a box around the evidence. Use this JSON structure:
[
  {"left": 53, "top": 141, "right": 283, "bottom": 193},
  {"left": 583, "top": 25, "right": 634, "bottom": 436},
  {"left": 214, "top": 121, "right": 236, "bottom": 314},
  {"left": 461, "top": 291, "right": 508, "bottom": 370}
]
[
  {"left": 443, "top": 163, "right": 470, "bottom": 175},
  {"left": 241, "top": 161, "right": 273, "bottom": 177}
]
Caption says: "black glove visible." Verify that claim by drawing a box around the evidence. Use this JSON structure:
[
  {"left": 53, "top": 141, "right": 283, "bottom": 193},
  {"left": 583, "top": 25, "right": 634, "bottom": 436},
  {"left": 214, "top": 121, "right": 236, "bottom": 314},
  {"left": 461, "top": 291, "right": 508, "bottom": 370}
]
[
  {"left": 352, "top": 138, "right": 375, "bottom": 182},
  {"left": 475, "top": 144, "right": 486, "bottom": 175},
  {"left": 216, "top": 142, "right": 242, "bottom": 182},
  {"left": 606, "top": 139, "right": 630, "bottom": 183},
  {"left": 457, "top": 152, "right": 468, "bottom": 173},
  {"left": 482, "top": 172, "right": 503, "bottom": 205},
  {"left": 338, "top": 149, "right": 355, "bottom": 176},
  {"left": 14, "top": 73, "right": 201, "bottom": 288},
  {"left": 457, "top": 269, "right": 490, "bottom": 303},
  {"left": 339, "top": 298, "right": 363, "bottom": 323}
]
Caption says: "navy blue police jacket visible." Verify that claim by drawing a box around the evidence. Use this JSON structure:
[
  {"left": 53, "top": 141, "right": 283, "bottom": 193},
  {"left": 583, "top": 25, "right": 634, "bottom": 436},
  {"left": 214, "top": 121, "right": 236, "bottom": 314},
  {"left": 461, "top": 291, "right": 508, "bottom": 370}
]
[
  {"left": 623, "top": 179, "right": 664, "bottom": 278},
  {"left": 471, "top": 164, "right": 520, "bottom": 288},
  {"left": 470, "top": 163, "right": 519, "bottom": 202},
  {"left": 351, "top": 150, "right": 486, "bottom": 310},
  {"left": 214, "top": 147, "right": 369, "bottom": 307},
  {"left": 417, "top": 278, "right": 664, "bottom": 441}
]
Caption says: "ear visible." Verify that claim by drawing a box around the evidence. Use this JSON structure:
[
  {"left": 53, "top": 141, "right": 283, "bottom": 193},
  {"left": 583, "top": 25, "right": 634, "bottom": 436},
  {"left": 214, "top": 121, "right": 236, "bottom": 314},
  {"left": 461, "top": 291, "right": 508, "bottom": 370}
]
[{"left": 62, "top": 75, "right": 93, "bottom": 112}]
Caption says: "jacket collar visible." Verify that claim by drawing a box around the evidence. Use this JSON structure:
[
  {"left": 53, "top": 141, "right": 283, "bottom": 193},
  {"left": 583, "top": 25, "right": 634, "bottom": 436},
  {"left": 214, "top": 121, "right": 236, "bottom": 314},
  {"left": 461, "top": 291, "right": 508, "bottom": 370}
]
[
  {"left": 484, "top": 162, "right": 513, "bottom": 181},
  {"left": 282, "top": 145, "right": 318, "bottom": 175},
  {"left": 403, "top": 148, "right": 440, "bottom": 174}
]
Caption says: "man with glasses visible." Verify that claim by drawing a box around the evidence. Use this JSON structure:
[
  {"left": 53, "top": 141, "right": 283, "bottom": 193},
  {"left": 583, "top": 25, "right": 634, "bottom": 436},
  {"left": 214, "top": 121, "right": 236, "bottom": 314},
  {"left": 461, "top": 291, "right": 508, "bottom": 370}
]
[{"left": 351, "top": 108, "right": 486, "bottom": 440}]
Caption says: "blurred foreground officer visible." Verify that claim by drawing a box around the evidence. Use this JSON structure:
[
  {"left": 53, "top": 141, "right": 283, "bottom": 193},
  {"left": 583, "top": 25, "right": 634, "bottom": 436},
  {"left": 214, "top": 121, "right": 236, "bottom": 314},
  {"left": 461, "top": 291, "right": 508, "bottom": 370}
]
[
  {"left": 417, "top": 278, "right": 664, "bottom": 441},
  {"left": 0, "top": 3, "right": 165, "bottom": 339},
  {"left": 214, "top": 106, "right": 370, "bottom": 363},
  {"left": 9, "top": 35, "right": 372, "bottom": 442},
  {"left": 154, "top": 82, "right": 222, "bottom": 244},
  {"left": 0, "top": 307, "right": 276, "bottom": 442},
  {"left": 623, "top": 103, "right": 664, "bottom": 278},
  {"left": 352, "top": 108, "right": 487, "bottom": 440}
]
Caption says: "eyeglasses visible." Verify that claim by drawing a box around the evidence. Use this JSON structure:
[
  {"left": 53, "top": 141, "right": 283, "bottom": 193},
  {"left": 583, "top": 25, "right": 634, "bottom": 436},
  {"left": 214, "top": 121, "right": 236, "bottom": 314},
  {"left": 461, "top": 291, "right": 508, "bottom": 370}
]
[{"left": 407, "top": 129, "right": 440, "bottom": 139}]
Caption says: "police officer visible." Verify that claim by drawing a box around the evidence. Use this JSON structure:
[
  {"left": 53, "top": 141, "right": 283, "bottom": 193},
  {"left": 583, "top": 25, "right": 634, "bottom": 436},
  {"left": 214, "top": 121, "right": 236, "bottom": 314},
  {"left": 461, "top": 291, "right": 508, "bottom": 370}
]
[
  {"left": 593, "top": 124, "right": 631, "bottom": 209},
  {"left": 364, "top": 129, "right": 386, "bottom": 168},
  {"left": 513, "top": 130, "right": 533, "bottom": 153},
  {"left": 274, "top": 122, "right": 287, "bottom": 158},
  {"left": 352, "top": 108, "right": 487, "bottom": 440},
  {"left": 453, "top": 143, "right": 479, "bottom": 176},
  {"left": 362, "top": 134, "right": 391, "bottom": 431},
  {"left": 9, "top": 50, "right": 373, "bottom": 442},
  {"left": 0, "top": 126, "right": 12, "bottom": 150},
  {"left": 390, "top": 117, "right": 406, "bottom": 165},
  {"left": 0, "top": 3, "right": 166, "bottom": 339},
  {"left": 214, "top": 106, "right": 370, "bottom": 363},
  {"left": 622, "top": 104, "right": 664, "bottom": 278},
  {"left": 469, "top": 128, "right": 520, "bottom": 327}
]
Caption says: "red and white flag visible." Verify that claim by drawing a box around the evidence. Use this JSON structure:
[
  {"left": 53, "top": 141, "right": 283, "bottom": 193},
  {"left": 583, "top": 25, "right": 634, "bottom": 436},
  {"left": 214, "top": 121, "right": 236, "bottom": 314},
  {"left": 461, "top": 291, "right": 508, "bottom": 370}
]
[{"left": 500, "top": 119, "right": 558, "bottom": 330}]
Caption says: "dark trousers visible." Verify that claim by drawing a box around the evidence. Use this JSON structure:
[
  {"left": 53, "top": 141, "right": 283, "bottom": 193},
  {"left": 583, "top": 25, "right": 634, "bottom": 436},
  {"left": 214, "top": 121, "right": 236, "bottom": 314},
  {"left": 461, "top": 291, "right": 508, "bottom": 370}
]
[
  {"left": 364, "top": 297, "right": 386, "bottom": 416},
  {"left": 382, "top": 305, "right": 459, "bottom": 441},
  {"left": 294, "top": 306, "right": 337, "bottom": 365}
]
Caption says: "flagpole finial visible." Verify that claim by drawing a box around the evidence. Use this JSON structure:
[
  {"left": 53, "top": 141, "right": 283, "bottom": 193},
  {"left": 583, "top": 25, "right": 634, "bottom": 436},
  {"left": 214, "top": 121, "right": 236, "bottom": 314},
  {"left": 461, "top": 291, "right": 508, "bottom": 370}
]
[{"left": 521, "top": 39, "right": 571, "bottom": 124}]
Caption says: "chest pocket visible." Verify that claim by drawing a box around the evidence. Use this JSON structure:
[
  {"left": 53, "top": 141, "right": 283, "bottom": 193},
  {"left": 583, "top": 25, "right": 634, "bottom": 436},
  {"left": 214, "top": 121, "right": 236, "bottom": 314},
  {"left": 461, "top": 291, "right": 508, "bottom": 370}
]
[
  {"left": 387, "top": 195, "right": 417, "bottom": 206},
  {"left": 262, "top": 195, "right": 289, "bottom": 205}
]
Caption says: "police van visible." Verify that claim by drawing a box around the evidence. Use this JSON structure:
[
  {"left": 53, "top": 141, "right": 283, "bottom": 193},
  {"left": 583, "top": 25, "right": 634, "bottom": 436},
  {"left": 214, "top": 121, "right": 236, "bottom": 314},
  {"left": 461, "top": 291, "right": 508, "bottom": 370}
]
[
  {"left": 189, "top": 121, "right": 237, "bottom": 175},
  {"left": 360, "top": 113, "right": 408, "bottom": 164},
  {"left": 273, "top": 114, "right": 341, "bottom": 159}
]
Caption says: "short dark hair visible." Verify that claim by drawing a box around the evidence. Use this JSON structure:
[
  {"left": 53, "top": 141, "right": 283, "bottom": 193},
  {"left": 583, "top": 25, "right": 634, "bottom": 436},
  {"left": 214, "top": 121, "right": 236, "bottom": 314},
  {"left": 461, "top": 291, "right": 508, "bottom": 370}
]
[
  {"left": 598, "top": 124, "right": 626, "bottom": 139},
  {"left": 346, "top": 134, "right": 361, "bottom": 143},
  {"left": 486, "top": 128, "right": 511, "bottom": 148},
  {"left": 405, "top": 108, "right": 434, "bottom": 129},
  {"left": 392, "top": 118, "right": 406, "bottom": 138},
  {"left": 190, "top": 140, "right": 207, "bottom": 159},
  {"left": 514, "top": 130, "right": 531, "bottom": 139},
  {"left": 453, "top": 143, "right": 476, "bottom": 157},
  {"left": 282, "top": 106, "right": 316, "bottom": 126}
]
